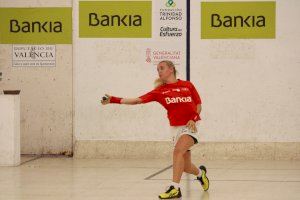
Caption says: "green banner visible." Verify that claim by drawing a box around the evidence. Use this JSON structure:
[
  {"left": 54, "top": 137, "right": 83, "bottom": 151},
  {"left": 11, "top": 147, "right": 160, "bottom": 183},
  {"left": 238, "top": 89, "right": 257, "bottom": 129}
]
[
  {"left": 0, "top": 8, "right": 72, "bottom": 44},
  {"left": 79, "top": 1, "right": 152, "bottom": 38},
  {"left": 201, "top": 1, "right": 276, "bottom": 39}
]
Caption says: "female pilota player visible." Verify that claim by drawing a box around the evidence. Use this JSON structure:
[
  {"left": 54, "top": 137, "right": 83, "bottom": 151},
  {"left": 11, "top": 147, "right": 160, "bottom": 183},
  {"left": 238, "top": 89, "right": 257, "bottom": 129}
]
[{"left": 101, "top": 60, "right": 209, "bottom": 199}]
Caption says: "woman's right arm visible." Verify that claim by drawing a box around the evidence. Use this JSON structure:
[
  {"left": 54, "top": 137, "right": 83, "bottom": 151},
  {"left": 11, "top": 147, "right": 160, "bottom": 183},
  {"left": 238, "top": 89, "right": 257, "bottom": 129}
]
[
  {"left": 121, "top": 98, "right": 142, "bottom": 105},
  {"left": 101, "top": 94, "right": 142, "bottom": 105}
]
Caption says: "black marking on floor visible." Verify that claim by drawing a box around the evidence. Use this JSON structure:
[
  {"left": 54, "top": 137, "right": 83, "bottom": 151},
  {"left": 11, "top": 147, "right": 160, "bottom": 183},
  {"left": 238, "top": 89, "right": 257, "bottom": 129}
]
[
  {"left": 144, "top": 164, "right": 173, "bottom": 180},
  {"left": 20, "top": 155, "right": 42, "bottom": 165}
]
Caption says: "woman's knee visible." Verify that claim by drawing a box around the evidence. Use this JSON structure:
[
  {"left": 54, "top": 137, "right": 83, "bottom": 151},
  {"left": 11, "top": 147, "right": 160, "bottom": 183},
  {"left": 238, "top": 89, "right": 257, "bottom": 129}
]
[{"left": 173, "top": 147, "right": 186, "bottom": 157}]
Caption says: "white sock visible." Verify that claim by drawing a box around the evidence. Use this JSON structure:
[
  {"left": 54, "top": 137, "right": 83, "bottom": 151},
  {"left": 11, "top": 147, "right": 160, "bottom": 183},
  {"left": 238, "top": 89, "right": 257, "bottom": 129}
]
[
  {"left": 170, "top": 182, "right": 180, "bottom": 189},
  {"left": 196, "top": 169, "right": 202, "bottom": 178}
]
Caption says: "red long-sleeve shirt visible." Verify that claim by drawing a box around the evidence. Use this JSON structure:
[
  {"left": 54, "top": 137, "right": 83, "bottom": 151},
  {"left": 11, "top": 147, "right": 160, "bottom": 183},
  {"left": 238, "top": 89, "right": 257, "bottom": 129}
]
[{"left": 139, "top": 79, "right": 202, "bottom": 126}]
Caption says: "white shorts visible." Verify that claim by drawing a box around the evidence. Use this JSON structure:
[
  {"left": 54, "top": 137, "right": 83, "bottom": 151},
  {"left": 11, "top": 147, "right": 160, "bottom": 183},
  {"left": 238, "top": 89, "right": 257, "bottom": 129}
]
[{"left": 170, "top": 122, "right": 200, "bottom": 150}]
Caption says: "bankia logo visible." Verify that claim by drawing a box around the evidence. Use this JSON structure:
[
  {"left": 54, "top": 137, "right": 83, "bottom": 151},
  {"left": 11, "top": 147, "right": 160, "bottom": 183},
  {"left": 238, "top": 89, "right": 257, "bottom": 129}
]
[
  {"left": 165, "top": 97, "right": 192, "bottom": 104},
  {"left": 79, "top": 1, "right": 152, "bottom": 38},
  {"left": 201, "top": 1, "right": 276, "bottom": 39},
  {"left": 0, "top": 8, "right": 72, "bottom": 44}
]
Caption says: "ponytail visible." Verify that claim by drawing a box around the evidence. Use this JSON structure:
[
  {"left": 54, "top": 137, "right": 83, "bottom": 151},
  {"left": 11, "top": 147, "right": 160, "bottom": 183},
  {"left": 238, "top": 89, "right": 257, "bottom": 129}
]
[{"left": 154, "top": 78, "right": 164, "bottom": 88}]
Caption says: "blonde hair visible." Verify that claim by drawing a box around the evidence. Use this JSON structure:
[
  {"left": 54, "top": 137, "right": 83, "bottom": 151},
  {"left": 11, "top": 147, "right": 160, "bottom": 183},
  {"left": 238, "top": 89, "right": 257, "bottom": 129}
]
[{"left": 154, "top": 60, "right": 177, "bottom": 88}]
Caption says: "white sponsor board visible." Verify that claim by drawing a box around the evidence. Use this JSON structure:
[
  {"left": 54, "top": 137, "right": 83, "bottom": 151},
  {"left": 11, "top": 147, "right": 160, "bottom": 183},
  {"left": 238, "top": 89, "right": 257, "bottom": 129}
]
[
  {"left": 146, "top": 0, "right": 186, "bottom": 67},
  {"left": 153, "top": 0, "right": 185, "bottom": 40},
  {"left": 12, "top": 45, "right": 56, "bottom": 67}
]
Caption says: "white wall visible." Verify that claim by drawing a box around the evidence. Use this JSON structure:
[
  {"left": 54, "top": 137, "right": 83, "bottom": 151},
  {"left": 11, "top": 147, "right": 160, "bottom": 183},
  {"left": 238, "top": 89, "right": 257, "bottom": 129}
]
[
  {"left": 0, "top": 0, "right": 73, "bottom": 154},
  {"left": 1, "top": 0, "right": 299, "bottom": 156},
  {"left": 74, "top": 0, "right": 187, "bottom": 142},
  {"left": 191, "top": 0, "right": 300, "bottom": 142},
  {"left": 74, "top": 0, "right": 300, "bottom": 143}
]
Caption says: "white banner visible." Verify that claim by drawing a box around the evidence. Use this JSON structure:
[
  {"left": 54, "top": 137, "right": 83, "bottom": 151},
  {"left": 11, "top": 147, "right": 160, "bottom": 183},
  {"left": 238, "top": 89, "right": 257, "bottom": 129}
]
[{"left": 12, "top": 45, "right": 56, "bottom": 67}]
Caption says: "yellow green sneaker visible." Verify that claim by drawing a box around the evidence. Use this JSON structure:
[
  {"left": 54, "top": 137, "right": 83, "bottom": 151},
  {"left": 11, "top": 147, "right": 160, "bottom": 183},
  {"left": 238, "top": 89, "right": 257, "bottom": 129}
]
[
  {"left": 158, "top": 185, "right": 182, "bottom": 199},
  {"left": 197, "top": 165, "right": 209, "bottom": 191}
]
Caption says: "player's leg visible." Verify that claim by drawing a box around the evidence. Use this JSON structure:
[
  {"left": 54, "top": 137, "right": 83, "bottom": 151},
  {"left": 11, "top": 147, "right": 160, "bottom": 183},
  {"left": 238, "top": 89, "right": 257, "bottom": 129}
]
[
  {"left": 183, "top": 150, "right": 210, "bottom": 191},
  {"left": 173, "top": 134, "right": 195, "bottom": 183},
  {"left": 158, "top": 134, "right": 193, "bottom": 199},
  {"left": 183, "top": 150, "right": 199, "bottom": 175}
]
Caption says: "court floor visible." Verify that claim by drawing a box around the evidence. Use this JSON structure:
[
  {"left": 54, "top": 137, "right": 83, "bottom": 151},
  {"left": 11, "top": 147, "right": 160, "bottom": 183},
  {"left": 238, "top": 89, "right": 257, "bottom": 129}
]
[{"left": 0, "top": 156, "right": 300, "bottom": 200}]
